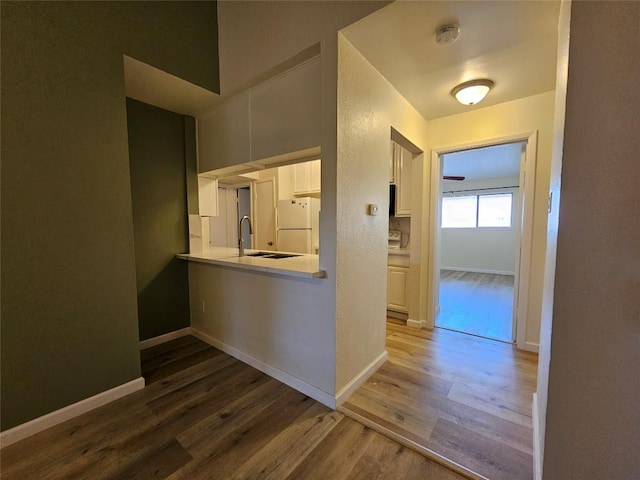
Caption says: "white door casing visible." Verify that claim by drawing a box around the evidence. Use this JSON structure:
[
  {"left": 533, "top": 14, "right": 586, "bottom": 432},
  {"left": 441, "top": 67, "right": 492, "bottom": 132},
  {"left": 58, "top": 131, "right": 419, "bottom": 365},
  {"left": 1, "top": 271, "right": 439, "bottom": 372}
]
[
  {"left": 254, "top": 179, "right": 276, "bottom": 250},
  {"left": 427, "top": 131, "right": 538, "bottom": 352}
]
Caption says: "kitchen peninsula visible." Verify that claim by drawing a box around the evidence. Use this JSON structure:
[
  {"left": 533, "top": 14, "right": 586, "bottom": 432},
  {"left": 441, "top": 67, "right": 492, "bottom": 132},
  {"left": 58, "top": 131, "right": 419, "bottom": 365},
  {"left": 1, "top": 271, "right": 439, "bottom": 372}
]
[{"left": 178, "top": 247, "right": 325, "bottom": 278}]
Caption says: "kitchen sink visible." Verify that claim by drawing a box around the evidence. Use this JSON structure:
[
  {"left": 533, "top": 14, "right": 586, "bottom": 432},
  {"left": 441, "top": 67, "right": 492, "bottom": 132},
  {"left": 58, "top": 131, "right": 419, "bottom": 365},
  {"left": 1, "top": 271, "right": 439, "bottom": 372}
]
[{"left": 245, "top": 252, "right": 301, "bottom": 259}]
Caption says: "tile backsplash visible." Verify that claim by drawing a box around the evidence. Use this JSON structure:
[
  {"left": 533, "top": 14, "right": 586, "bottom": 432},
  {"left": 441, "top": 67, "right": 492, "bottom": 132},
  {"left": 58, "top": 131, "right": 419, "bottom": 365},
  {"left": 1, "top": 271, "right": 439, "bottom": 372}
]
[{"left": 389, "top": 216, "right": 410, "bottom": 248}]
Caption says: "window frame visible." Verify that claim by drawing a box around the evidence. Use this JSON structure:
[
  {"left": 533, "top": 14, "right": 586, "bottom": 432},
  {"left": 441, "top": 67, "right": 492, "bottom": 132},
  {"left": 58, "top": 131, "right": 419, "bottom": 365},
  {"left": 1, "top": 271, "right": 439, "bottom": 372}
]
[{"left": 441, "top": 190, "right": 515, "bottom": 230}]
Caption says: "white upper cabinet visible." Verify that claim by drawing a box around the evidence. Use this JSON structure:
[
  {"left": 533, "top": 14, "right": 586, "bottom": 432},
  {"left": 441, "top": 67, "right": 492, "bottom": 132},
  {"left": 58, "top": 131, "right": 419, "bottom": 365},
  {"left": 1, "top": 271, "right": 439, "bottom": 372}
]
[
  {"left": 197, "top": 93, "right": 251, "bottom": 173},
  {"left": 310, "top": 159, "right": 321, "bottom": 193},
  {"left": 197, "top": 57, "right": 321, "bottom": 176},
  {"left": 391, "top": 141, "right": 412, "bottom": 217},
  {"left": 293, "top": 160, "right": 321, "bottom": 196},
  {"left": 250, "top": 57, "right": 321, "bottom": 162},
  {"left": 197, "top": 176, "right": 219, "bottom": 217}
]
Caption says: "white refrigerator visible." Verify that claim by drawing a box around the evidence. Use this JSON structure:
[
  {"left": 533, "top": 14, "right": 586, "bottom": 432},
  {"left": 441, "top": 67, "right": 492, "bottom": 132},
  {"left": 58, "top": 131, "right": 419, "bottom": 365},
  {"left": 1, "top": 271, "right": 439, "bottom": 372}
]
[{"left": 276, "top": 198, "right": 320, "bottom": 254}]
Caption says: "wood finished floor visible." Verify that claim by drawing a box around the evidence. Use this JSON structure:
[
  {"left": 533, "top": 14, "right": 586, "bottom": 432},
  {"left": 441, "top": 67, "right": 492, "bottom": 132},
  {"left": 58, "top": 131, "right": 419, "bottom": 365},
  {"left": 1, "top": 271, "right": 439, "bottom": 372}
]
[
  {"left": 341, "top": 322, "right": 539, "bottom": 480},
  {"left": 0, "top": 335, "right": 465, "bottom": 480},
  {"left": 438, "top": 270, "right": 515, "bottom": 342}
]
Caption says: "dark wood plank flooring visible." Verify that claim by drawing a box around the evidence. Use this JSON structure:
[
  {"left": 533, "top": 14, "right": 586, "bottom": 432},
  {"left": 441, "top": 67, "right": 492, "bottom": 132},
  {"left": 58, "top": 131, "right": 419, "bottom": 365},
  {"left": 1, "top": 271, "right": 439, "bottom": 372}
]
[
  {"left": 438, "top": 270, "right": 515, "bottom": 342},
  {"left": 341, "top": 322, "right": 538, "bottom": 480},
  {"left": 0, "top": 336, "right": 465, "bottom": 480}
]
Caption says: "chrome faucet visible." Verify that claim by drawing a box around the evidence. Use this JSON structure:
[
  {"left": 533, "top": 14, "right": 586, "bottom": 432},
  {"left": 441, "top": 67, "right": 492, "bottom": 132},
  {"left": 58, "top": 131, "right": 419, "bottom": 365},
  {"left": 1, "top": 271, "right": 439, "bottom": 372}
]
[{"left": 238, "top": 215, "right": 253, "bottom": 257}]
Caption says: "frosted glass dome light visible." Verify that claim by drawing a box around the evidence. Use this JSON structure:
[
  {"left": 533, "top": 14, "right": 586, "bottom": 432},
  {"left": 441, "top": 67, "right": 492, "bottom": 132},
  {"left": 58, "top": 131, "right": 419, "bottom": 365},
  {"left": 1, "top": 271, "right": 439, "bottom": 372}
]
[{"left": 451, "top": 79, "right": 494, "bottom": 106}]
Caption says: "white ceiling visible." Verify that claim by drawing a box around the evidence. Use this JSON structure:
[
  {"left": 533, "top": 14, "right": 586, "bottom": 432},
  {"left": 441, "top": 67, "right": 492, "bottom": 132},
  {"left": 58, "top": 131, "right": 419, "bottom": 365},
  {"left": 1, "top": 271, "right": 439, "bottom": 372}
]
[
  {"left": 443, "top": 142, "right": 522, "bottom": 181},
  {"left": 341, "top": 0, "right": 560, "bottom": 120}
]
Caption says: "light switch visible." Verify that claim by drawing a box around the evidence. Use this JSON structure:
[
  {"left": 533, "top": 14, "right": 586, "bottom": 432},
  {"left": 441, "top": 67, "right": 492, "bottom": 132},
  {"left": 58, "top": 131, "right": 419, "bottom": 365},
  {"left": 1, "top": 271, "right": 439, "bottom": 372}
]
[{"left": 367, "top": 204, "right": 379, "bottom": 216}]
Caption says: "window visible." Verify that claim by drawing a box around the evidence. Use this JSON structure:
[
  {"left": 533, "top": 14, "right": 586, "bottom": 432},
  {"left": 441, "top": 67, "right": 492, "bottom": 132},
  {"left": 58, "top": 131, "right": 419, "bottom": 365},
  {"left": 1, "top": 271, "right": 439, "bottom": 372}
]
[
  {"left": 478, "top": 193, "right": 512, "bottom": 227},
  {"left": 441, "top": 196, "right": 477, "bottom": 228},
  {"left": 442, "top": 193, "right": 512, "bottom": 228}
]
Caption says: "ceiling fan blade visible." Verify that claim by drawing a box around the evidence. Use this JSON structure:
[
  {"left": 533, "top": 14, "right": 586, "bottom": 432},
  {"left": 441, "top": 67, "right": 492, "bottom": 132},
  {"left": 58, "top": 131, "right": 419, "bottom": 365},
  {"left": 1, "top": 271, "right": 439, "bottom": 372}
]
[{"left": 443, "top": 175, "right": 465, "bottom": 181}]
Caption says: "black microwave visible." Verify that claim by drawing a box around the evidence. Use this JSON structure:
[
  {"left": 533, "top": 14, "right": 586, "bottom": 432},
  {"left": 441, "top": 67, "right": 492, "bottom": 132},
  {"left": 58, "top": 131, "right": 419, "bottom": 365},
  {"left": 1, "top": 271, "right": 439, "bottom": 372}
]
[{"left": 389, "top": 184, "right": 396, "bottom": 216}]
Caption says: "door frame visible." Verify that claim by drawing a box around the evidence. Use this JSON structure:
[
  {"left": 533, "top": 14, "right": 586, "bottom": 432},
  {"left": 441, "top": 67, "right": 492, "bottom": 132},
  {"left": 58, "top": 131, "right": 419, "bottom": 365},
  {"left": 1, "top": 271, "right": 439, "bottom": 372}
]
[
  {"left": 426, "top": 131, "right": 538, "bottom": 351},
  {"left": 253, "top": 178, "right": 276, "bottom": 250},
  {"left": 235, "top": 183, "right": 254, "bottom": 249}
]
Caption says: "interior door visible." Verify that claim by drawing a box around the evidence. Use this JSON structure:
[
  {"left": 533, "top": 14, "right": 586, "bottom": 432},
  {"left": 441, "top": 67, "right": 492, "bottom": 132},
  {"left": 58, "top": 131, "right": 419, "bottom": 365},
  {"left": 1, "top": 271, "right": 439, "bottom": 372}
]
[{"left": 254, "top": 179, "right": 275, "bottom": 250}]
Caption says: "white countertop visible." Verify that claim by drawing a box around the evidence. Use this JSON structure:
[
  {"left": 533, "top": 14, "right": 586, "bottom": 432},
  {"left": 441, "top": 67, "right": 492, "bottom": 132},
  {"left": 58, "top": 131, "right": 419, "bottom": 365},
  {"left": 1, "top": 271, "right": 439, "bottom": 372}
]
[{"left": 177, "top": 247, "right": 326, "bottom": 279}]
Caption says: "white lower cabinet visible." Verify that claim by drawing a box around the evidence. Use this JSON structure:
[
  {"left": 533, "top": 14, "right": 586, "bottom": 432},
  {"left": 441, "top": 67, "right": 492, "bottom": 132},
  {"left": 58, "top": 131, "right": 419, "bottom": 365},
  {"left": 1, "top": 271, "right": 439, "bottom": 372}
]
[{"left": 387, "top": 266, "right": 409, "bottom": 313}]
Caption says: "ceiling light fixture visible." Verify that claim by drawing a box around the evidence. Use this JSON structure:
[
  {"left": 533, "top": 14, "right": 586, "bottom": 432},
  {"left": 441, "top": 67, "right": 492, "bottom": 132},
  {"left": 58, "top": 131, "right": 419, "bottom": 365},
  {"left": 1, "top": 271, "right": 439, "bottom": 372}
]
[{"left": 451, "top": 79, "right": 494, "bottom": 106}]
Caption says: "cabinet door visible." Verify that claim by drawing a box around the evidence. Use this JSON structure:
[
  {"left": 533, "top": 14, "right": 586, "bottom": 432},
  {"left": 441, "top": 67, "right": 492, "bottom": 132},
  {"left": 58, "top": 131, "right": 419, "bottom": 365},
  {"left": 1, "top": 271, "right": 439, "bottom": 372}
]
[
  {"left": 387, "top": 266, "right": 409, "bottom": 312},
  {"left": 293, "top": 162, "right": 310, "bottom": 194},
  {"left": 310, "top": 160, "right": 321, "bottom": 193},
  {"left": 198, "top": 93, "right": 251, "bottom": 173},
  {"left": 250, "top": 57, "right": 321, "bottom": 162},
  {"left": 395, "top": 145, "right": 412, "bottom": 217}
]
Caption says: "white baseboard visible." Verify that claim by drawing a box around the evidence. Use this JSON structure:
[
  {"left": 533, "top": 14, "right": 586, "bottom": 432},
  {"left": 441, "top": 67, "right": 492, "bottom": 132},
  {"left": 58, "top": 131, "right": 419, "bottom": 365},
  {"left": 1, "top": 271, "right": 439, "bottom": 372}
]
[
  {"left": 191, "top": 328, "right": 337, "bottom": 409},
  {"left": 139, "top": 327, "right": 193, "bottom": 350},
  {"left": 0, "top": 377, "right": 145, "bottom": 448},
  {"left": 441, "top": 266, "right": 515, "bottom": 276},
  {"left": 523, "top": 341, "right": 540, "bottom": 353},
  {"left": 336, "top": 350, "right": 388, "bottom": 407},
  {"left": 532, "top": 392, "right": 542, "bottom": 480},
  {"left": 407, "top": 318, "right": 427, "bottom": 329}
]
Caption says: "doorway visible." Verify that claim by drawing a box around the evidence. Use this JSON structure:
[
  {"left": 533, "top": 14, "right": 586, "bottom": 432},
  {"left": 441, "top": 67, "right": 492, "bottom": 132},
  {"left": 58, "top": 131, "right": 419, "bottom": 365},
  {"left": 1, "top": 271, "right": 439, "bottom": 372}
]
[
  {"left": 435, "top": 142, "right": 525, "bottom": 343},
  {"left": 428, "top": 132, "right": 537, "bottom": 350},
  {"left": 254, "top": 178, "right": 276, "bottom": 250}
]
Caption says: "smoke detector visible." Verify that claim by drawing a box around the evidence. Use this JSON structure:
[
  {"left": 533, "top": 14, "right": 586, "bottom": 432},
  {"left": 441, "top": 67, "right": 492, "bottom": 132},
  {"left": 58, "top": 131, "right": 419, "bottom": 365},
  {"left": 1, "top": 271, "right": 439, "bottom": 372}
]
[{"left": 435, "top": 24, "right": 460, "bottom": 45}]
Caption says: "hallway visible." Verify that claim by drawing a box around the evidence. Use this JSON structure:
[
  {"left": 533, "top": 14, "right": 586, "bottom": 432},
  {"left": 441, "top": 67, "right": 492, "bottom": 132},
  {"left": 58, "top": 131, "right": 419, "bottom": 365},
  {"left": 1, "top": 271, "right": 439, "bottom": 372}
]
[{"left": 341, "top": 322, "right": 538, "bottom": 480}]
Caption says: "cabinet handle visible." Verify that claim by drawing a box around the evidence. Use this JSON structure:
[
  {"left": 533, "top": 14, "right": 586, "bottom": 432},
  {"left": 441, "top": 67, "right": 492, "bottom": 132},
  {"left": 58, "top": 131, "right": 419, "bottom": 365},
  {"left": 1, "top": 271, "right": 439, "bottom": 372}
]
[{"left": 268, "top": 241, "right": 273, "bottom": 246}]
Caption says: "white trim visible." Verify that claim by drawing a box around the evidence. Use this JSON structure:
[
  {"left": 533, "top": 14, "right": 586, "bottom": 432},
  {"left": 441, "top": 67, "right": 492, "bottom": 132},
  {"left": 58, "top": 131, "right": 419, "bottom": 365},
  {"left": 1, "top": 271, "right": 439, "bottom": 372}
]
[
  {"left": 335, "top": 350, "right": 388, "bottom": 407},
  {"left": 533, "top": 393, "right": 542, "bottom": 480},
  {"left": 524, "top": 341, "right": 540, "bottom": 353},
  {"left": 406, "top": 318, "right": 427, "bottom": 329},
  {"left": 0, "top": 377, "right": 145, "bottom": 448},
  {"left": 440, "top": 266, "right": 515, "bottom": 276},
  {"left": 190, "top": 328, "right": 337, "bottom": 409},
  {"left": 139, "top": 327, "right": 193, "bottom": 350}
]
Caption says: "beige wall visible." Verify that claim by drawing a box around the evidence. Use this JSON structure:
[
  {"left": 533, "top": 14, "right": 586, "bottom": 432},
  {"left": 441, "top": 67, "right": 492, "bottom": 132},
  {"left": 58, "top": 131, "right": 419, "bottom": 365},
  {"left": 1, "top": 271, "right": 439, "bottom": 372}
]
[
  {"left": 426, "top": 91, "right": 556, "bottom": 350},
  {"left": 539, "top": 1, "right": 640, "bottom": 478},
  {"left": 336, "top": 34, "right": 430, "bottom": 389},
  {"left": 217, "top": 0, "right": 389, "bottom": 95}
]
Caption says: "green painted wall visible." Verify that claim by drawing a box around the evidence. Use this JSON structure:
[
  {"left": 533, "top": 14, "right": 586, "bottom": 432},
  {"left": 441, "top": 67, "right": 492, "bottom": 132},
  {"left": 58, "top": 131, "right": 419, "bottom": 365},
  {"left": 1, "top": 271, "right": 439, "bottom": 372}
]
[
  {"left": 1, "top": 1, "right": 219, "bottom": 430},
  {"left": 126, "top": 99, "right": 192, "bottom": 341}
]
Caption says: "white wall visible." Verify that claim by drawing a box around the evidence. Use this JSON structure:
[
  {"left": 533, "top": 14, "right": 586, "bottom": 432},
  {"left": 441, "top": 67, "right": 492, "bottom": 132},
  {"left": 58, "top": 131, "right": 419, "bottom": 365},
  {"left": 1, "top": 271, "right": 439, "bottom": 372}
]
[
  {"left": 336, "top": 34, "right": 430, "bottom": 389},
  {"left": 189, "top": 1, "right": 388, "bottom": 403},
  {"left": 217, "top": 1, "right": 389, "bottom": 96},
  {"left": 209, "top": 187, "right": 237, "bottom": 247},
  {"left": 425, "top": 91, "right": 556, "bottom": 350},
  {"left": 440, "top": 177, "right": 519, "bottom": 275},
  {"left": 189, "top": 264, "right": 334, "bottom": 397},
  {"left": 539, "top": 2, "right": 640, "bottom": 478}
]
